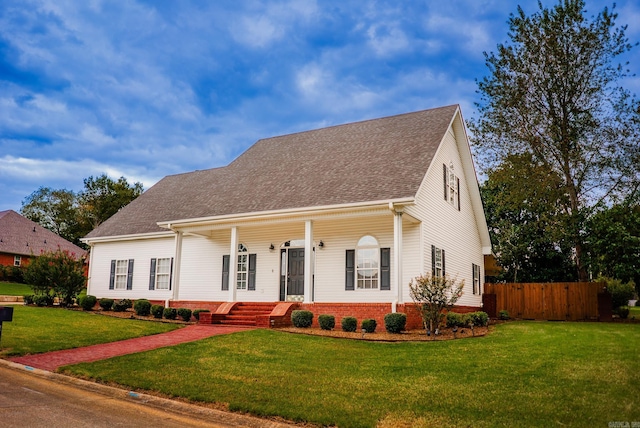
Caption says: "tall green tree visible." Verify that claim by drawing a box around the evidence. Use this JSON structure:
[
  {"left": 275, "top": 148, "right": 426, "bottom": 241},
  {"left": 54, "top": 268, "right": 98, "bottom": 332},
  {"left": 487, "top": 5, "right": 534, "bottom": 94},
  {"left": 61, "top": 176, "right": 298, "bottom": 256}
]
[
  {"left": 77, "top": 175, "right": 143, "bottom": 231},
  {"left": 585, "top": 200, "right": 640, "bottom": 293},
  {"left": 21, "top": 175, "right": 143, "bottom": 246},
  {"left": 471, "top": 0, "right": 640, "bottom": 281},
  {"left": 481, "top": 153, "right": 576, "bottom": 282},
  {"left": 20, "top": 187, "right": 80, "bottom": 244}
]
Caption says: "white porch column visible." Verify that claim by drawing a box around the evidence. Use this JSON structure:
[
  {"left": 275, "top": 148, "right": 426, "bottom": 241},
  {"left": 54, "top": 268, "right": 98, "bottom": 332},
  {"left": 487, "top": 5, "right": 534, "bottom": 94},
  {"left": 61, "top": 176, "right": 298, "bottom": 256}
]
[
  {"left": 172, "top": 230, "right": 183, "bottom": 301},
  {"left": 304, "top": 220, "right": 313, "bottom": 303},
  {"left": 228, "top": 226, "right": 238, "bottom": 302},
  {"left": 393, "top": 210, "right": 404, "bottom": 306}
]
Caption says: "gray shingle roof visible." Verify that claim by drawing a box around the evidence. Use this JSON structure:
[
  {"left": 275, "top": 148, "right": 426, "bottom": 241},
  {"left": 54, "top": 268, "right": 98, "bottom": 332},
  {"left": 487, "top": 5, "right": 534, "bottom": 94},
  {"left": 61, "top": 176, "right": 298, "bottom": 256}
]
[
  {"left": 0, "top": 210, "right": 87, "bottom": 259},
  {"left": 86, "top": 105, "right": 458, "bottom": 238}
]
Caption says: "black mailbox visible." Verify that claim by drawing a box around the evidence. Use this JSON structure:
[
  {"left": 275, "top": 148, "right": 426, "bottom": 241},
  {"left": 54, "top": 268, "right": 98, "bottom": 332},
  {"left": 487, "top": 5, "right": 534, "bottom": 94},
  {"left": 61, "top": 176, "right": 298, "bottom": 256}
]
[{"left": 0, "top": 306, "right": 13, "bottom": 322}]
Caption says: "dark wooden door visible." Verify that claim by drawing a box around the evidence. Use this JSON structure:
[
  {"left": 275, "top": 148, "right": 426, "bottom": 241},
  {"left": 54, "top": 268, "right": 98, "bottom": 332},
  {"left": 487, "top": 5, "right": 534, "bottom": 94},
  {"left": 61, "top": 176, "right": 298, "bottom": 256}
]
[{"left": 288, "top": 249, "right": 305, "bottom": 296}]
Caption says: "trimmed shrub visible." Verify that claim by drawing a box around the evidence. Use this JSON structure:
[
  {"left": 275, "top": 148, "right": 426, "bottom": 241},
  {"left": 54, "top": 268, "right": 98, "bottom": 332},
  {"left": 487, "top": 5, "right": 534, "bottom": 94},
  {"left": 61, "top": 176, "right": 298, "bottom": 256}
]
[
  {"left": 361, "top": 318, "right": 377, "bottom": 333},
  {"left": 193, "top": 309, "right": 210, "bottom": 321},
  {"left": 498, "top": 309, "right": 510, "bottom": 320},
  {"left": 151, "top": 304, "right": 164, "bottom": 319},
  {"left": 614, "top": 307, "right": 630, "bottom": 319},
  {"left": 318, "top": 314, "right": 335, "bottom": 330},
  {"left": 79, "top": 295, "right": 97, "bottom": 311},
  {"left": 384, "top": 312, "right": 406, "bottom": 334},
  {"left": 134, "top": 299, "right": 152, "bottom": 316},
  {"left": 291, "top": 310, "right": 313, "bottom": 328},
  {"left": 177, "top": 308, "right": 193, "bottom": 322},
  {"left": 34, "top": 294, "right": 54, "bottom": 307},
  {"left": 23, "top": 294, "right": 35, "bottom": 305},
  {"left": 605, "top": 278, "right": 636, "bottom": 309},
  {"left": 163, "top": 307, "right": 177, "bottom": 320},
  {"left": 468, "top": 311, "right": 489, "bottom": 327},
  {"left": 341, "top": 316, "right": 357, "bottom": 332},
  {"left": 446, "top": 312, "right": 466, "bottom": 328},
  {"left": 99, "top": 298, "right": 114, "bottom": 311},
  {"left": 113, "top": 299, "right": 133, "bottom": 312}
]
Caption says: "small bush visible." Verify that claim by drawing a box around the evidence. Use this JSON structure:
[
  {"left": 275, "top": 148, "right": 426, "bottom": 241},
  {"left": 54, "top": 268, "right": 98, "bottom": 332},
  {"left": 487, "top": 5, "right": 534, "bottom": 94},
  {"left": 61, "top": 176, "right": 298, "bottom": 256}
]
[
  {"left": 151, "top": 304, "right": 164, "bottom": 319},
  {"left": 468, "top": 311, "right": 489, "bottom": 327},
  {"left": 614, "top": 307, "right": 630, "bottom": 319},
  {"left": 193, "top": 309, "right": 210, "bottom": 321},
  {"left": 498, "top": 309, "right": 510, "bottom": 320},
  {"left": 446, "top": 312, "right": 466, "bottom": 328},
  {"left": 113, "top": 298, "right": 133, "bottom": 312},
  {"left": 361, "top": 318, "right": 377, "bottom": 333},
  {"left": 79, "top": 295, "right": 97, "bottom": 311},
  {"left": 341, "top": 316, "right": 357, "bottom": 332},
  {"left": 604, "top": 278, "right": 636, "bottom": 310},
  {"left": 384, "top": 312, "right": 406, "bottom": 334},
  {"left": 291, "top": 310, "right": 313, "bottom": 328},
  {"left": 99, "top": 298, "right": 114, "bottom": 311},
  {"left": 318, "top": 314, "right": 335, "bottom": 330},
  {"left": 163, "top": 307, "right": 177, "bottom": 320},
  {"left": 23, "top": 294, "right": 34, "bottom": 305},
  {"left": 134, "top": 299, "right": 152, "bottom": 316},
  {"left": 177, "top": 308, "right": 192, "bottom": 322},
  {"left": 34, "top": 294, "right": 54, "bottom": 307}
]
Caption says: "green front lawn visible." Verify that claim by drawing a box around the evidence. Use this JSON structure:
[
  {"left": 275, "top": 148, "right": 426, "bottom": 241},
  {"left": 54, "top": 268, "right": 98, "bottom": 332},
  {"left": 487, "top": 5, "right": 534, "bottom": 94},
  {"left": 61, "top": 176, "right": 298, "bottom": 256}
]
[
  {"left": 0, "top": 281, "right": 32, "bottom": 296},
  {"left": 629, "top": 306, "right": 640, "bottom": 318},
  {"left": 63, "top": 322, "right": 640, "bottom": 427},
  {"left": 0, "top": 306, "right": 180, "bottom": 356}
]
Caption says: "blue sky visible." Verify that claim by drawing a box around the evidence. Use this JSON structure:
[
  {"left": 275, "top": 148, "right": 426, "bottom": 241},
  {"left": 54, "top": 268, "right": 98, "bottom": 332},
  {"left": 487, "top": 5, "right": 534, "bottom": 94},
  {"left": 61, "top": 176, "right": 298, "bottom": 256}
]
[{"left": 1, "top": 0, "right": 638, "bottom": 212}]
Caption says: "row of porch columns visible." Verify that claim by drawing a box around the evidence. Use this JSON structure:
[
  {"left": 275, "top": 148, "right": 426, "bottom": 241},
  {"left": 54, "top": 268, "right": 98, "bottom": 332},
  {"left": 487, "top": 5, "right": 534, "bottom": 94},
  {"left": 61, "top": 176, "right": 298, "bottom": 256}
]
[{"left": 169, "top": 211, "right": 404, "bottom": 307}]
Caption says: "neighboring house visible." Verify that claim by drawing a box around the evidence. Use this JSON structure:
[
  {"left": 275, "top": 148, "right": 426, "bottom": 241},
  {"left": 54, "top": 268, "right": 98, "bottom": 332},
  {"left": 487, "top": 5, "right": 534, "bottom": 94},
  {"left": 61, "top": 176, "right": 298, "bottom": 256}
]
[
  {"left": 83, "top": 105, "right": 492, "bottom": 328},
  {"left": 0, "top": 210, "right": 87, "bottom": 270}
]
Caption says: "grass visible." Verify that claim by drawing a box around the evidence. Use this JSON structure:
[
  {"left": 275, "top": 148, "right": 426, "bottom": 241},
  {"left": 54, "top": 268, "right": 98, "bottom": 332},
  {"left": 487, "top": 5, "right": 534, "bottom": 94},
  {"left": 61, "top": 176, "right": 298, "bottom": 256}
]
[
  {"left": 0, "top": 281, "right": 32, "bottom": 296},
  {"left": 62, "top": 321, "right": 640, "bottom": 427},
  {"left": 0, "top": 306, "right": 180, "bottom": 356},
  {"left": 629, "top": 306, "right": 640, "bottom": 318}
]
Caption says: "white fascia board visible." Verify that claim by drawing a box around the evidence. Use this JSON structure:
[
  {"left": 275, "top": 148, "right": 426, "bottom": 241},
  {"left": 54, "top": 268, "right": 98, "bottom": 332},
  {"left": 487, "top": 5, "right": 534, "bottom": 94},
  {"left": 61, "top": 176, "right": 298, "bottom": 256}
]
[
  {"left": 81, "top": 231, "right": 175, "bottom": 245},
  {"left": 156, "top": 198, "right": 415, "bottom": 230}
]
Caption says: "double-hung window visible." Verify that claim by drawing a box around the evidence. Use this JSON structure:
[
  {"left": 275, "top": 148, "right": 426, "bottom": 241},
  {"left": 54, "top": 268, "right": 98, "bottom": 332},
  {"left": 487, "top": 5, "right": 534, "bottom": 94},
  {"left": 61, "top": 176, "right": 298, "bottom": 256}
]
[
  {"left": 110, "top": 259, "right": 134, "bottom": 290},
  {"left": 431, "top": 245, "right": 445, "bottom": 278},
  {"left": 221, "top": 244, "right": 257, "bottom": 291},
  {"left": 236, "top": 243, "right": 248, "bottom": 290},
  {"left": 356, "top": 235, "right": 379, "bottom": 289},
  {"left": 149, "top": 258, "right": 172, "bottom": 290},
  {"left": 14, "top": 255, "right": 21, "bottom": 267},
  {"left": 443, "top": 163, "right": 460, "bottom": 210},
  {"left": 472, "top": 263, "right": 481, "bottom": 295}
]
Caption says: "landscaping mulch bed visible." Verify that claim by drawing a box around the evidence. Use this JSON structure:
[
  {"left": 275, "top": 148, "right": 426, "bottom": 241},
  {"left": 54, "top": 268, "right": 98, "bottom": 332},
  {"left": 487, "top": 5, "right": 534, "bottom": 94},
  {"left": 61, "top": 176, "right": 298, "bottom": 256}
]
[{"left": 278, "top": 325, "right": 489, "bottom": 341}]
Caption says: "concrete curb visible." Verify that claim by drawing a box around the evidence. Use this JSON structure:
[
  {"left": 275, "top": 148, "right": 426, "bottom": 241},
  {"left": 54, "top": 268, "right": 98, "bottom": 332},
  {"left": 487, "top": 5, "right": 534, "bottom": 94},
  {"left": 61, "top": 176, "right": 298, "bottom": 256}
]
[{"left": 0, "top": 358, "right": 297, "bottom": 427}]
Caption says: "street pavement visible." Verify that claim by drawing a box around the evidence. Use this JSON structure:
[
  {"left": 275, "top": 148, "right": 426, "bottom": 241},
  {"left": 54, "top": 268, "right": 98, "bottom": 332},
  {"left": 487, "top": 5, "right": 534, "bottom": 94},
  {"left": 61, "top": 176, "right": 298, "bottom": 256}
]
[{"left": 0, "top": 361, "right": 296, "bottom": 427}]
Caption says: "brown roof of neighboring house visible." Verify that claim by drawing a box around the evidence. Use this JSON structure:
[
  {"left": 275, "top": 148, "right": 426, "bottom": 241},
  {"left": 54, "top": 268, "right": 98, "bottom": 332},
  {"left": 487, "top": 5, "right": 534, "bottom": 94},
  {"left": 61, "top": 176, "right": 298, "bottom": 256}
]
[
  {"left": 86, "top": 105, "right": 459, "bottom": 238},
  {"left": 0, "top": 210, "right": 87, "bottom": 259}
]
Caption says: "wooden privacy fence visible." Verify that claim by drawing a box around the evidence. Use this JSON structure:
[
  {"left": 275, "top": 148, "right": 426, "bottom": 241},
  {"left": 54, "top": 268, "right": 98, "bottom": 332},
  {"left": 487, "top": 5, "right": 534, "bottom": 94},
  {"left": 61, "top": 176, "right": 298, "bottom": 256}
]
[{"left": 483, "top": 282, "right": 607, "bottom": 321}]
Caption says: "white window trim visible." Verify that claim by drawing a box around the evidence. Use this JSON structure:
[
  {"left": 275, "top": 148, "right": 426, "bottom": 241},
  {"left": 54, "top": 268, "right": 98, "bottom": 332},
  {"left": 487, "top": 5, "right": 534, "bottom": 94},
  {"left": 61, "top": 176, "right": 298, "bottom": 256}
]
[
  {"left": 236, "top": 243, "right": 248, "bottom": 290},
  {"left": 14, "top": 255, "right": 21, "bottom": 267},
  {"left": 114, "top": 259, "right": 129, "bottom": 290},
  {"left": 434, "top": 247, "right": 443, "bottom": 278},
  {"left": 155, "top": 258, "right": 171, "bottom": 290},
  {"left": 356, "top": 235, "right": 380, "bottom": 290},
  {"left": 447, "top": 163, "right": 459, "bottom": 210}
]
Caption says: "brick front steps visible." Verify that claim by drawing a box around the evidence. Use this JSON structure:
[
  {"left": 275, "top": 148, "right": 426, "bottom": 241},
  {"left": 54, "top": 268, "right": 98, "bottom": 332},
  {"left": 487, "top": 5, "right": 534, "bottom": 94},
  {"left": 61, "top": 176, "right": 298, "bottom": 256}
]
[{"left": 199, "top": 302, "right": 299, "bottom": 328}]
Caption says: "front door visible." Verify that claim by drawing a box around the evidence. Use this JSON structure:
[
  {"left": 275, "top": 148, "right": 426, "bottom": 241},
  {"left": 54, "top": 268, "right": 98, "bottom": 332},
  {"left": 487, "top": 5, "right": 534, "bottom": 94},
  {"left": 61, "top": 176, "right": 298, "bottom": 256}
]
[{"left": 280, "top": 248, "right": 305, "bottom": 301}]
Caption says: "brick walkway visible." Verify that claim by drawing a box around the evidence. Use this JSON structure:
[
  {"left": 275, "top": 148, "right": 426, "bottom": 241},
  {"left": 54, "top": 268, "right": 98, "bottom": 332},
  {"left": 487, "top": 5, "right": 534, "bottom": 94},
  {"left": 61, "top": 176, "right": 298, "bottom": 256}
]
[{"left": 9, "top": 324, "right": 253, "bottom": 371}]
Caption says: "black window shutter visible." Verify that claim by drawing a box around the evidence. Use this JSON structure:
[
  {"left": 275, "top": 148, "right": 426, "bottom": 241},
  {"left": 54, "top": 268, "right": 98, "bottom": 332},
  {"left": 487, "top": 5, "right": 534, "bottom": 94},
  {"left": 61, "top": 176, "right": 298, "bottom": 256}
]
[
  {"left": 126, "top": 259, "right": 134, "bottom": 290},
  {"left": 221, "top": 255, "right": 230, "bottom": 291},
  {"left": 457, "top": 177, "right": 461, "bottom": 211},
  {"left": 380, "top": 248, "right": 390, "bottom": 290},
  {"left": 443, "top": 164, "right": 448, "bottom": 201},
  {"left": 169, "top": 257, "right": 174, "bottom": 291},
  {"left": 149, "top": 258, "right": 157, "bottom": 290},
  {"left": 109, "top": 259, "right": 116, "bottom": 290},
  {"left": 442, "top": 250, "right": 446, "bottom": 276},
  {"left": 431, "top": 245, "right": 436, "bottom": 274},
  {"left": 345, "top": 250, "right": 355, "bottom": 290},
  {"left": 248, "top": 254, "right": 257, "bottom": 291},
  {"left": 473, "top": 264, "right": 477, "bottom": 295}
]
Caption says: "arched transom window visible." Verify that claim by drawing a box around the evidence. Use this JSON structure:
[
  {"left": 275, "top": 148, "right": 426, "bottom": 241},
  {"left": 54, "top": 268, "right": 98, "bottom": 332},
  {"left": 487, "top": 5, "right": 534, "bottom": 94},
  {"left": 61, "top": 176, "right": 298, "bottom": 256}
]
[{"left": 357, "top": 235, "right": 379, "bottom": 289}]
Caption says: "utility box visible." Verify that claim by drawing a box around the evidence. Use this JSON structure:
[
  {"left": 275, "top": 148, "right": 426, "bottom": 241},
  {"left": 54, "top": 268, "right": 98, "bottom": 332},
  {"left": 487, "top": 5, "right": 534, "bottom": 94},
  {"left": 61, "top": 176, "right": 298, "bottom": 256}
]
[{"left": 0, "top": 306, "right": 13, "bottom": 322}]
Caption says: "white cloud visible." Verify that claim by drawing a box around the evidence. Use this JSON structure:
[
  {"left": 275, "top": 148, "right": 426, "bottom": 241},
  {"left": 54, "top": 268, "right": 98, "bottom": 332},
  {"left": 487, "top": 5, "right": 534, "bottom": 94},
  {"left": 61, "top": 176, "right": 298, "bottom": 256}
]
[{"left": 366, "top": 23, "right": 410, "bottom": 57}]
